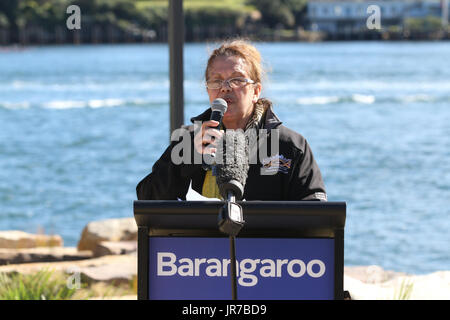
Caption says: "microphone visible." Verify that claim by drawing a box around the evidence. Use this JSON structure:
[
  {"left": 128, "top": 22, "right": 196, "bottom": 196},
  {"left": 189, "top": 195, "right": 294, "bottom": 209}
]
[
  {"left": 210, "top": 98, "right": 228, "bottom": 127},
  {"left": 202, "top": 98, "right": 228, "bottom": 169},
  {"left": 215, "top": 131, "right": 249, "bottom": 201},
  {"left": 215, "top": 130, "right": 249, "bottom": 235}
]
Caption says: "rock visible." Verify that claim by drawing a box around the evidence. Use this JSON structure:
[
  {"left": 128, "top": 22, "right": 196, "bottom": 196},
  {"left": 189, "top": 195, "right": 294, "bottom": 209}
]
[
  {"left": 93, "top": 241, "right": 137, "bottom": 258},
  {"left": 0, "top": 253, "right": 136, "bottom": 277},
  {"left": 0, "top": 253, "right": 137, "bottom": 288},
  {"left": 69, "top": 252, "right": 137, "bottom": 286},
  {"left": 86, "top": 282, "right": 137, "bottom": 300},
  {"left": 77, "top": 218, "right": 137, "bottom": 252},
  {"left": 77, "top": 263, "right": 135, "bottom": 285},
  {"left": 344, "top": 275, "right": 392, "bottom": 300},
  {"left": 89, "top": 295, "right": 137, "bottom": 300},
  {"left": 383, "top": 271, "right": 450, "bottom": 300},
  {"left": 344, "top": 265, "right": 408, "bottom": 284},
  {"left": 344, "top": 266, "right": 450, "bottom": 300},
  {"left": 0, "top": 247, "right": 92, "bottom": 265},
  {"left": 0, "top": 253, "right": 138, "bottom": 300},
  {"left": 0, "top": 231, "right": 63, "bottom": 249}
]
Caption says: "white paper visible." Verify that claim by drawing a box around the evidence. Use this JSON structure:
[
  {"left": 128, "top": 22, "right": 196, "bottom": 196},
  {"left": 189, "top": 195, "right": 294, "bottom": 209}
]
[{"left": 185, "top": 181, "right": 221, "bottom": 201}]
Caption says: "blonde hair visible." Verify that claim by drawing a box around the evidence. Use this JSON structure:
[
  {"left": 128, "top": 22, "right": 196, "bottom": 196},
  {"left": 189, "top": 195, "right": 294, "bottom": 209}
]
[{"left": 205, "top": 38, "right": 265, "bottom": 84}]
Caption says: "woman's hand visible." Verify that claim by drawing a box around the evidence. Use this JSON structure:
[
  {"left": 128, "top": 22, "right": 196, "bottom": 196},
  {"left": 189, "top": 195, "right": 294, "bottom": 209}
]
[{"left": 194, "top": 120, "right": 224, "bottom": 156}]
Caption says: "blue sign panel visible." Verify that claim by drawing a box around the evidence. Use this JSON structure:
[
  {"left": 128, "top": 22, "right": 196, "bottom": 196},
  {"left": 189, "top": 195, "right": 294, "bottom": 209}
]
[{"left": 149, "top": 237, "right": 334, "bottom": 300}]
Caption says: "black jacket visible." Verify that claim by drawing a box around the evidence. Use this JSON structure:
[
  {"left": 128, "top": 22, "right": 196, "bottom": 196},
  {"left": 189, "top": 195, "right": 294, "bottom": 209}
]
[{"left": 136, "top": 106, "right": 327, "bottom": 201}]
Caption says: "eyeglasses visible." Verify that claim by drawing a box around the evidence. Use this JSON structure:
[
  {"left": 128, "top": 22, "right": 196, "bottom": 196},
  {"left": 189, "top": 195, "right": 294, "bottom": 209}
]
[{"left": 205, "top": 77, "right": 255, "bottom": 90}]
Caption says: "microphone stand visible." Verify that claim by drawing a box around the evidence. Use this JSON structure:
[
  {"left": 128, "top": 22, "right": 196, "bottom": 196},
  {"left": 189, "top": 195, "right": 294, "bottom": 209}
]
[
  {"left": 227, "top": 191, "right": 238, "bottom": 301},
  {"left": 218, "top": 189, "right": 244, "bottom": 300},
  {"left": 230, "top": 235, "right": 237, "bottom": 300}
]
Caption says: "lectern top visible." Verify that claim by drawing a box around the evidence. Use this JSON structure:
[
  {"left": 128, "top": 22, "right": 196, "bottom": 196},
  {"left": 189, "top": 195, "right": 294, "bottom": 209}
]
[{"left": 134, "top": 200, "right": 345, "bottom": 238}]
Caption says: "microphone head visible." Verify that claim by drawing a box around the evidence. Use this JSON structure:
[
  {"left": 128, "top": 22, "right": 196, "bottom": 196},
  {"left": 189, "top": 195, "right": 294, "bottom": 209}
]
[
  {"left": 211, "top": 98, "right": 228, "bottom": 115},
  {"left": 215, "top": 130, "right": 249, "bottom": 200}
]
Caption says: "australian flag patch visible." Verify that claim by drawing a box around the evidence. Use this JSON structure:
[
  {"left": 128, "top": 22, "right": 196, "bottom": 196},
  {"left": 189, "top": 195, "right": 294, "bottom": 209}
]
[{"left": 261, "top": 154, "right": 292, "bottom": 175}]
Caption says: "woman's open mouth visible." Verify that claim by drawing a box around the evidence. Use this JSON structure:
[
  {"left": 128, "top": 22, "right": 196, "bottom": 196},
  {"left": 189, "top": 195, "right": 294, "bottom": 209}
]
[{"left": 223, "top": 97, "right": 233, "bottom": 105}]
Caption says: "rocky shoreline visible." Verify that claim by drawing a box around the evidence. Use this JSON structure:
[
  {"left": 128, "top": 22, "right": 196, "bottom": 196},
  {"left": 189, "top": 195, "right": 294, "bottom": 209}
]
[{"left": 0, "top": 217, "right": 448, "bottom": 300}]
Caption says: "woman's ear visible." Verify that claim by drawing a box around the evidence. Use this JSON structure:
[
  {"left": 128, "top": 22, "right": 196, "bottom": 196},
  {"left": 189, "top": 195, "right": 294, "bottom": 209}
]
[{"left": 252, "top": 83, "right": 262, "bottom": 104}]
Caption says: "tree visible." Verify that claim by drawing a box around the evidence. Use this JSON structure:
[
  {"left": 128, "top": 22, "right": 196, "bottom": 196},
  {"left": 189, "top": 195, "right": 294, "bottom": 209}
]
[
  {"left": 0, "top": 0, "right": 20, "bottom": 42},
  {"left": 246, "top": 0, "right": 307, "bottom": 28}
]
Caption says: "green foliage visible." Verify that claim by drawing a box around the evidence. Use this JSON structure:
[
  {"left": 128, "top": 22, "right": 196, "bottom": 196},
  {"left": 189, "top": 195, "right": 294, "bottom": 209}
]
[
  {"left": 71, "top": 0, "right": 142, "bottom": 28},
  {"left": 0, "top": 0, "right": 144, "bottom": 31},
  {"left": 393, "top": 278, "right": 414, "bottom": 300},
  {"left": 0, "top": 0, "right": 304, "bottom": 40},
  {"left": 0, "top": 0, "right": 20, "bottom": 31},
  {"left": 245, "top": 0, "right": 307, "bottom": 28},
  {"left": 134, "top": 6, "right": 167, "bottom": 30},
  {"left": 137, "top": 0, "right": 253, "bottom": 29},
  {"left": 0, "top": 12, "right": 9, "bottom": 27},
  {"left": 18, "top": 0, "right": 71, "bottom": 29},
  {"left": 404, "top": 16, "right": 443, "bottom": 33},
  {"left": 0, "top": 269, "right": 79, "bottom": 300},
  {"left": 185, "top": 6, "right": 248, "bottom": 29}
]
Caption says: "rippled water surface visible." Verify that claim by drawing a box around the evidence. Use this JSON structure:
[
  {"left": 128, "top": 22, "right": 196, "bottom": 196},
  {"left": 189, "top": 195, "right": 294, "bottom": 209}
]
[{"left": 0, "top": 42, "right": 449, "bottom": 274}]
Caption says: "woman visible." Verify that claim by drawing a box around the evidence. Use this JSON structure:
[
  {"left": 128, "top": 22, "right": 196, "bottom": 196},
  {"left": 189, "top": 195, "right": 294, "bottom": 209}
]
[{"left": 137, "top": 39, "right": 327, "bottom": 201}]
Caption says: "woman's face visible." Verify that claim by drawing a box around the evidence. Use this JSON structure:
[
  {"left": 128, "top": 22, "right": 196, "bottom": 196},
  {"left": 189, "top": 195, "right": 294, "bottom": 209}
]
[{"left": 206, "top": 55, "right": 261, "bottom": 129}]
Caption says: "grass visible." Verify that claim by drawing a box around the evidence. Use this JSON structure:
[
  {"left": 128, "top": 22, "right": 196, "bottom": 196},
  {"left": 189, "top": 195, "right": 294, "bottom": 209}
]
[
  {"left": 0, "top": 269, "right": 136, "bottom": 300},
  {"left": 0, "top": 269, "right": 79, "bottom": 300},
  {"left": 72, "top": 282, "right": 136, "bottom": 300},
  {"left": 393, "top": 278, "right": 414, "bottom": 300}
]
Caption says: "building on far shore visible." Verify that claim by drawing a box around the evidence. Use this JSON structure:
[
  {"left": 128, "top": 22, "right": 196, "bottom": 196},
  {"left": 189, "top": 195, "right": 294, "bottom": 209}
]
[{"left": 306, "top": 0, "right": 449, "bottom": 37}]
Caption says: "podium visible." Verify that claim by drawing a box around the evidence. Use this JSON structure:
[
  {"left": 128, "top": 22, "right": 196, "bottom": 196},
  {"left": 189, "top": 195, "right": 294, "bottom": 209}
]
[{"left": 134, "top": 200, "right": 346, "bottom": 300}]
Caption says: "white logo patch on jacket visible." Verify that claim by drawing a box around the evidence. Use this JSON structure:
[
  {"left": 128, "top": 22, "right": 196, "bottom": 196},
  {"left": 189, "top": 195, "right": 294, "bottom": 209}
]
[{"left": 261, "top": 154, "right": 292, "bottom": 175}]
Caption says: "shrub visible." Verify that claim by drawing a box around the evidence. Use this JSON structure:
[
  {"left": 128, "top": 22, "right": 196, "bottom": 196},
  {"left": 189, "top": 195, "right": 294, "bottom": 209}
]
[{"left": 0, "top": 269, "right": 78, "bottom": 300}]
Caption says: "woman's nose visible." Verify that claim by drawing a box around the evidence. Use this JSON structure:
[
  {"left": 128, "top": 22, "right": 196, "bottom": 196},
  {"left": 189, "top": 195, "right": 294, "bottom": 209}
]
[{"left": 220, "top": 82, "right": 232, "bottom": 93}]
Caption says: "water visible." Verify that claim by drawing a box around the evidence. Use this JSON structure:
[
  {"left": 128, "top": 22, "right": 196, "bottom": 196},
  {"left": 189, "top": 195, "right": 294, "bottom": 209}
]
[{"left": 0, "top": 42, "right": 449, "bottom": 275}]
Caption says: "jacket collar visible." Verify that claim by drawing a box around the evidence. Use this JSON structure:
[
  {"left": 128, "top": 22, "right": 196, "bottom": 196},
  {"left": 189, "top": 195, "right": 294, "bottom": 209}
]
[{"left": 190, "top": 104, "right": 282, "bottom": 130}]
